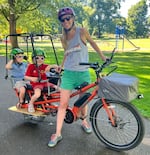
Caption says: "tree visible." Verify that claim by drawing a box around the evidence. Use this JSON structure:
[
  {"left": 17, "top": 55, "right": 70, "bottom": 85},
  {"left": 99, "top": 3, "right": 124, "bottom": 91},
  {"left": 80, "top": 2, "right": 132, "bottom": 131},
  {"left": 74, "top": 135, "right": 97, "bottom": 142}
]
[
  {"left": 0, "top": 0, "right": 78, "bottom": 47},
  {"left": 146, "top": 15, "right": 150, "bottom": 37},
  {"left": 0, "top": 0, "right": 40, "bottom": 48},
  {"left": 127, "top": 0, "right": 148, "bottom": 38},
  {"left": 89, "top": 0, "right": 123, "bottom": 38}
]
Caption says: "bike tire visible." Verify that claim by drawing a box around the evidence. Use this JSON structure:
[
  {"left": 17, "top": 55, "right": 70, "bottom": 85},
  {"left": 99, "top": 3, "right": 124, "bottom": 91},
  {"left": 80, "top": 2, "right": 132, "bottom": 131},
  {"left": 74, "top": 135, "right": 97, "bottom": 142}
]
[{"left": 90, "top": 99, "right": 145, "bottom": 151}]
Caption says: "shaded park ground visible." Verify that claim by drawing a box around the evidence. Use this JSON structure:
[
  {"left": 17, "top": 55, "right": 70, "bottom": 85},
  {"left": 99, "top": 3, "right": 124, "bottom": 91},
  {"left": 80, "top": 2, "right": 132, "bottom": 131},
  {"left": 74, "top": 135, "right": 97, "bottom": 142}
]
[
  {"left": 0, "top": 54, "right": 150, "bottom": 155},
  {"left": 0, "top": 36, "right": 150, "bottom": 154}
]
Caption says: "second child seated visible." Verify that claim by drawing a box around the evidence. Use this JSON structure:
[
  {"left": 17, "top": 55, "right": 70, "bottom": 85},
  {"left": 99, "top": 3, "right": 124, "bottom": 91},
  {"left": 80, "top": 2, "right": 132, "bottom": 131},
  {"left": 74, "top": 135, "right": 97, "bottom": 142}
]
[{"left": 24, "top": 49, "right": 59, "bottom": 113}]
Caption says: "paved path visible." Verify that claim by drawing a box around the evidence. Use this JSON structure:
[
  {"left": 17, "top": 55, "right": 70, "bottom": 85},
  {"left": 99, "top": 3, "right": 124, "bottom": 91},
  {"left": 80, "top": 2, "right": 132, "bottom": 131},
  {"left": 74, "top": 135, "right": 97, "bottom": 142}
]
[{"left": 0, "top": 56, "right": 150, "bottom": 155}]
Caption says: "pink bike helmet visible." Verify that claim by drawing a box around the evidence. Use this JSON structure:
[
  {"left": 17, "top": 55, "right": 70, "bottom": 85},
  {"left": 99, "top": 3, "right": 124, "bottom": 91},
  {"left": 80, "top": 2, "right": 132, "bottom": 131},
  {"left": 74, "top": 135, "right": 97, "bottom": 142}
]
[{"left": 58, "top": 7, "right": 75, "bottom": 20}]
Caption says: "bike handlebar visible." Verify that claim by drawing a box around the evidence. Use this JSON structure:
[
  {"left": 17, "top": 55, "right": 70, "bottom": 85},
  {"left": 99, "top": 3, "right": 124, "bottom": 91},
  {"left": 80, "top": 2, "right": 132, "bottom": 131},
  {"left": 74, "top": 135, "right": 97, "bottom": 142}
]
[
  {"left": 79, "top": 62, "right": 99, "bottom": 70},
  {"left": 79, "top": 47, "right": 117, "bottom": 74}
]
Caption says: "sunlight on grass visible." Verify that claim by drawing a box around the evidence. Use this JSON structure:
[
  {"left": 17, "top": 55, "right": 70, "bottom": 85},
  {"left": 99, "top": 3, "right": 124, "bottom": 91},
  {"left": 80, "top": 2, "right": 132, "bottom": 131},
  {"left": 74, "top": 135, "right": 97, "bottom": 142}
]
[{"left": 138, "top": 74, "right": 150, "bottom": 80}]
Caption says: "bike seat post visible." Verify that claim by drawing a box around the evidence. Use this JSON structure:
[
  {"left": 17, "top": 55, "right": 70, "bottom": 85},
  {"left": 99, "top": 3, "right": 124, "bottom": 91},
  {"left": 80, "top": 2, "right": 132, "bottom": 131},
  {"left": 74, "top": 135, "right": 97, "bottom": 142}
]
[{"left": 72, "top": 106, "right": 79, "bottom": 121}]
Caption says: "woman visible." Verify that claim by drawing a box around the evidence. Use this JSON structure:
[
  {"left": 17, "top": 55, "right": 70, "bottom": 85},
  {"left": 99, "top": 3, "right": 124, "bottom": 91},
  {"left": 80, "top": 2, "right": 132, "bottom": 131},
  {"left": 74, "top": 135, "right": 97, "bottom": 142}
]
[{"left": 48, "top": 7, "right": 106, "bottom": 147}]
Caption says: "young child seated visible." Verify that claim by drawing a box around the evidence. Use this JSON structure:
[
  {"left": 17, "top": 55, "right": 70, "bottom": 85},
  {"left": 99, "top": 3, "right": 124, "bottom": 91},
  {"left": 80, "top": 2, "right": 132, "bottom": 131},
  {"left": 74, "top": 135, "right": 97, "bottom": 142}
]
[
  {"left": 24, "top": 48, "right": 60, "bottom": 113},
  {"left": 5, "top": 48, "right": 29, "bottom": 108}
]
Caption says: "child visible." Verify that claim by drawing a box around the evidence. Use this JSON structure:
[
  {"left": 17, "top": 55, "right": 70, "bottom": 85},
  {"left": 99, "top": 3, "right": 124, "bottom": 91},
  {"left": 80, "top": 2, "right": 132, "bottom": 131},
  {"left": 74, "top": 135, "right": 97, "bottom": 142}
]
[
  {"left": 24, "top": 48, "right": 60, "bottom": 113},
  {"left": 5, "top": 48, "right": 29, "bottom": 108}
]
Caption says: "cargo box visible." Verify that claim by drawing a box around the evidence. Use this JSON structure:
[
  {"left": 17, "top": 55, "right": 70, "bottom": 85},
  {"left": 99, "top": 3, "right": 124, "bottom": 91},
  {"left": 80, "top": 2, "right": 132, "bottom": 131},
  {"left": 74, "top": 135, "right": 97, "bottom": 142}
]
[{"left": 98, "top": 73, "right": 139, "bottom": 102}]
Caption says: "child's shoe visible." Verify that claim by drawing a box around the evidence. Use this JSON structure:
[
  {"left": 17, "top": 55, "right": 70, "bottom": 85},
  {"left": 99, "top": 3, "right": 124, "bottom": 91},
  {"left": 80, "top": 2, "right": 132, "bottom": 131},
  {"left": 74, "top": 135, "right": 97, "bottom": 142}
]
[{"left": 28, "top": 103, "right": 35, "bottom": 113}]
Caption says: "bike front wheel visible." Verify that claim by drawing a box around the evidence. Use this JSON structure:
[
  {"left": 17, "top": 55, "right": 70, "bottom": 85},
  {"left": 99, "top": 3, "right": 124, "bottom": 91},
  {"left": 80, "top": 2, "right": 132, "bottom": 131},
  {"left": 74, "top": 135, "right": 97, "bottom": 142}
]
[{"left": 90, "top": 99, "right": 145, "bottom": 151}]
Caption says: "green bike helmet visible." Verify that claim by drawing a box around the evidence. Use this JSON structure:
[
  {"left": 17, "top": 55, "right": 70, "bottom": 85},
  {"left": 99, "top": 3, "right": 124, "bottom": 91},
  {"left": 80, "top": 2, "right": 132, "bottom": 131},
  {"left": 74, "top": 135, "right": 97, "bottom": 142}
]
[
  {"left": 10, "top": 48, "right": 24, "bottom": 59},
  {"left": 32, "top": 48, "right": 46, "bottom": 58}
]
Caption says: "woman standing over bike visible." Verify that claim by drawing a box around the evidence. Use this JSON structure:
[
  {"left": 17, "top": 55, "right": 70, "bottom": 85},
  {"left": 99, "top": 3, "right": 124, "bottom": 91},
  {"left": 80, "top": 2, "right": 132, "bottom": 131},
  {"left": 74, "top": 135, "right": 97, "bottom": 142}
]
[{"left": 48, "top": 7, "right": 106, "bottom": 147}]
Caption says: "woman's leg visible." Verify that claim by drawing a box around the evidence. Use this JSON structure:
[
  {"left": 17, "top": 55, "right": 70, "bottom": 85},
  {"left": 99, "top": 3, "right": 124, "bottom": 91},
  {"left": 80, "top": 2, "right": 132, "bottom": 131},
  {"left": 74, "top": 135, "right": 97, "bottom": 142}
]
[
  {"left": 77, "top": 71, "right": 91, "bottom": 133},
  {"left": 56, "top": 89, "right": 71, "bottom": 136},
  {"left": 81, "top": 104, "right": 92, "bottom": 133},
  {"left": 81, "top": 104, "right": 88, "bottom": 119},
  {"left": 48, "top": 89, "right": 71, "bottom": 147}
]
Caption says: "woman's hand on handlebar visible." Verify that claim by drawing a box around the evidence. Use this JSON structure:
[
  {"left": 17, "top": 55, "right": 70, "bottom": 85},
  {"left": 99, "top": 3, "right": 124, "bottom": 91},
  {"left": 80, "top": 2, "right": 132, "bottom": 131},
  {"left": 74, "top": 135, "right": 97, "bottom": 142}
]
[
  {"left": 52, "top": 65, "right": 62, "bottom": 73},
  {"left": 46, "top": 65, "right": 62, "bottom": 73}
]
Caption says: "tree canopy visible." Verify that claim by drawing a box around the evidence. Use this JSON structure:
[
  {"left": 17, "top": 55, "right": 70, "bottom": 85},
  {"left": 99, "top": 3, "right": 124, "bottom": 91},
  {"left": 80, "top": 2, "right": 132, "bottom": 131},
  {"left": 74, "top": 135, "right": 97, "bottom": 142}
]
[
  {"left": 127, "top": 0, "right": 148, "bottom": 38},
  {"left": 0, "top": 0, "right": 149, "bottom": 47}
]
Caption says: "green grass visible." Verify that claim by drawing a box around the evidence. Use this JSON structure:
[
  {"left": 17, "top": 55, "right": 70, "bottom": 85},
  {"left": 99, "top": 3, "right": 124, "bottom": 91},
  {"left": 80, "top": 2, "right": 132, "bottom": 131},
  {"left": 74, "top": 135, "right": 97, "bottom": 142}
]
[
  {"left": 88, "top": 51, "right": 150, "bottom": 118},
  {"left": 0, "top": 38, "right": 150, "bottom": 118}
]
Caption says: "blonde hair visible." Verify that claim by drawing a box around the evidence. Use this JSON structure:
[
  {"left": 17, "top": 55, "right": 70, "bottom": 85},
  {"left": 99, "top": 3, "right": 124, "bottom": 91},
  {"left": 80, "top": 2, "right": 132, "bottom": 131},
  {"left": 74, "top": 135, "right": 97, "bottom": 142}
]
[{"left": 62, "top": 28, "right": 68, "bottom": 50}]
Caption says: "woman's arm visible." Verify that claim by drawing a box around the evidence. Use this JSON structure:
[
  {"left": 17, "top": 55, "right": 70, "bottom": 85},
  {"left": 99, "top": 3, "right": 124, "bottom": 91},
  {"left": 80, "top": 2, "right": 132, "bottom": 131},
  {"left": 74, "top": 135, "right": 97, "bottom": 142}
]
[
  {"left": 81, "top": 28, "right": 106, "bottom": 61},
  {"left": 60, "top": 37, "right": 67, "bottom": 67}
]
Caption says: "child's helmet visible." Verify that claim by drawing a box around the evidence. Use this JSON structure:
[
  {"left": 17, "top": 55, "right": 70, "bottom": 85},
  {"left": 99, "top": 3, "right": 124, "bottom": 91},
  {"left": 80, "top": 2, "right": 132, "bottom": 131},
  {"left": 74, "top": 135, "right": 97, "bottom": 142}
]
[
  {"left": 32, "top": 48, "right": 46, "bottom": 58},
  {"left": 58, "top": 7, "right": 75, "bottom": 20},
  {"left": 10, "top": 48, "right": 24, "bottom": 59}
]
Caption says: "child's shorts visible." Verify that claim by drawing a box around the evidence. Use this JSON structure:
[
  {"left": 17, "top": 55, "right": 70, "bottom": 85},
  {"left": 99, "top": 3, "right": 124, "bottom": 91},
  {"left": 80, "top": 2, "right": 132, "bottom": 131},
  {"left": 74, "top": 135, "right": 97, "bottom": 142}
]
[
  {"left": 32, "top": 82, "right": 56, "bottom": 90},
  {"left": 14, "top": 81, "right": 29, "bottom": 91}
]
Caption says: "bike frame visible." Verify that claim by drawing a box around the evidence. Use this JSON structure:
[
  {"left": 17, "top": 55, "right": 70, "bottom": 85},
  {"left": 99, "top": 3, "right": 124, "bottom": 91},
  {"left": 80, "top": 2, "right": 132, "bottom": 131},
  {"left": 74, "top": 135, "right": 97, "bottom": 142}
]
[
  {"left": 14, "top": 66, "right": 116, "bottom": 126},
  {"left": 13, "top": 47, "right": 117, "bottom": 125},
  {"left": 17, "top": 77, "right": 98, "bottom": 112},
  {"left": 9, "top": 46, "right": 145, "bottom": 151}
]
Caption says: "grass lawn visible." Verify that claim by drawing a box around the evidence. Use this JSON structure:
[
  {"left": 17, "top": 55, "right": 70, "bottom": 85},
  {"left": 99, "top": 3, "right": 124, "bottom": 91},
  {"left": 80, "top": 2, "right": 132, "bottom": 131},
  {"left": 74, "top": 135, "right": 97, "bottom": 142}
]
[
  {"left": 0, "top": 38, "right": 150, "bottom": 118},
  {"left": 89, "top": 51, "right": 150, "bottom": 118}
]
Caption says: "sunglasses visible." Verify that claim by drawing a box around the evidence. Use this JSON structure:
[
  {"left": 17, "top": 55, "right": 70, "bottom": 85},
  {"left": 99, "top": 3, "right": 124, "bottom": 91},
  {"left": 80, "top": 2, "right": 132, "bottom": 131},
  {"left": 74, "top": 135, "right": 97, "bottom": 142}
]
[
  {"left": 15, "top": 55, "right": 24, "bottom": 58},
  {"left": 60, "top": 16, "right": 72, "bottom": 22},
  {"left": 35, "top": 56, "right": 44, "bottom": 60}
]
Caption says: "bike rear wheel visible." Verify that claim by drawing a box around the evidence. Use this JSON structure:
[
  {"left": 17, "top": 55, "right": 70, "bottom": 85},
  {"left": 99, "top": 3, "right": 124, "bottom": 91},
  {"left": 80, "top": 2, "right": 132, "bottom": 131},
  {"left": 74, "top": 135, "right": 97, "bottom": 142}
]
[{"left": 90, "top": 99, "right": 145, "bottom": 151}]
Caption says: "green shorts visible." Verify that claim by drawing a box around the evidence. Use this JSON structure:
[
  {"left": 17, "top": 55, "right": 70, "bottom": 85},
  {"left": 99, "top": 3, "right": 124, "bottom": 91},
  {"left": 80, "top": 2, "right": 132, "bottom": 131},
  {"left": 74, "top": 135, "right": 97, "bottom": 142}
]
[{"left": 60, "top": 70, "right": 91, "bottom": 90}]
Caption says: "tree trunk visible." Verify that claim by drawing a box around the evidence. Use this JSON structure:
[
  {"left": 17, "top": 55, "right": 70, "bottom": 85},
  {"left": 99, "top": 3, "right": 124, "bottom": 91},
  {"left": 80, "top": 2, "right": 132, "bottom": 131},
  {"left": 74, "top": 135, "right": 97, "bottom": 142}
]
[{"left": 9, "top": 0, "right": 18, "bottom": 48}]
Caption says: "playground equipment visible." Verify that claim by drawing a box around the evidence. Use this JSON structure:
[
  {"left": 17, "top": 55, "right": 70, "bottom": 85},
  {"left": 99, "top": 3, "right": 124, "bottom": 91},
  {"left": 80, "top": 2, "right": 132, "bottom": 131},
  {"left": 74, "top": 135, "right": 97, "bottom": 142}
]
[{"left": 115, "top": 25, "right": 140, "bottom": 51}]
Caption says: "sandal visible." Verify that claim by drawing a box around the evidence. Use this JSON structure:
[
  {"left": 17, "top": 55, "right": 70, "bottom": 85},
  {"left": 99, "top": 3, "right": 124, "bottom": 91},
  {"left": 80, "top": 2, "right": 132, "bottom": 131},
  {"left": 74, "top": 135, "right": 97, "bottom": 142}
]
[
  {"left": 16, "top": 102, "right": 22, "bottom": 109},
  {"left": 81, "top": 122, "right": 92, "bottom": 134},
  {"left": 48, "top": 134, "right": 62, "bottom": 147}
]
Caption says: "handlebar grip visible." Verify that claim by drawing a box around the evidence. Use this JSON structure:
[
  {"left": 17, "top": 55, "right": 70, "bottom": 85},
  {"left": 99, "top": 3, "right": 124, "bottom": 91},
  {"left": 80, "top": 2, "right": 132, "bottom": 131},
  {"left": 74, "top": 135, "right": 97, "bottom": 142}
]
[{"left": 79, "top": 62, "right": 98, "bottom": 66}]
